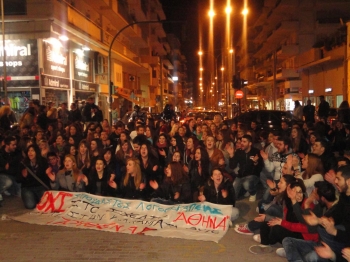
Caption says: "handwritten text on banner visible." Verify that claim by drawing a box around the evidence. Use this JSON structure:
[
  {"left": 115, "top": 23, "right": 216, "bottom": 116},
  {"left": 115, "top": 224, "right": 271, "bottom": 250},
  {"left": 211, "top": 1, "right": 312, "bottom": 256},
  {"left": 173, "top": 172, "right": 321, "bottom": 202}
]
[{"left": 14, "top": 191, "right": 232, "bottom": 242}]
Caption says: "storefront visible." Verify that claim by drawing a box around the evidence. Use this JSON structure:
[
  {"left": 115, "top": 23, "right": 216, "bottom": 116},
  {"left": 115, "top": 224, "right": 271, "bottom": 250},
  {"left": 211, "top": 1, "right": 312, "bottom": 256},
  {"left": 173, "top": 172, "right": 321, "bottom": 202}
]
[
  {"left": 41, "top": 39, "right": 69, "bottom": 106},
  {"left": 72, "top": 51, "right": 97, "bottom": 102},
  {"left": 41, "top": 74, "right": 70, "bottom": 107},
  {"left": 0, "top": 39, "right": 40, "bottom": 120}
]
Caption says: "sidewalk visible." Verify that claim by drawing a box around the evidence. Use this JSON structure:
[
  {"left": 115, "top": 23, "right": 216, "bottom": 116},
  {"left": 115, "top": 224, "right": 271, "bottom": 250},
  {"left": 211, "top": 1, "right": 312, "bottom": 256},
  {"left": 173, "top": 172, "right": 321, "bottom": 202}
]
[{"left": 0, "top": 195, "right": 284, "bottom": 262}]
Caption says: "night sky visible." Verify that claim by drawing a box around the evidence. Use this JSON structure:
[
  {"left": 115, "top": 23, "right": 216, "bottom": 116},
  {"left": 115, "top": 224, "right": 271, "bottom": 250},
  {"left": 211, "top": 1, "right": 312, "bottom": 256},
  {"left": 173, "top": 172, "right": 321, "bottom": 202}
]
[{"left": 159, "top": 0, "right": 263, "bottom": 100}]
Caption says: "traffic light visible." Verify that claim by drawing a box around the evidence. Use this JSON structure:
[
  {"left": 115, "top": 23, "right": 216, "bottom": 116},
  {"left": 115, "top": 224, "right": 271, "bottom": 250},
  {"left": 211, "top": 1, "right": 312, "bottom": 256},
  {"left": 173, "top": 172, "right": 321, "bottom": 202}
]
[
  {"left": 233, "top": 75, "right": 241, "bottom": 89},
  {"left": 241, "top": 79, "right": 248, "bottom": 87}
]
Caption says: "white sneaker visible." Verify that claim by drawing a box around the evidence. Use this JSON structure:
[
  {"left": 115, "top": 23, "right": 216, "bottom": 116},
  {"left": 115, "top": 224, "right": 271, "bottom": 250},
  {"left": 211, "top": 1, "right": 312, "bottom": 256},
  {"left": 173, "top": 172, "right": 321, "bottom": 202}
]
[
  {"left": 249, "top": 194, "right": 257, "bottom": 202},
  {"left": 253, "top": 234, "right": 261, "bottom": 243},
  {"left": 276, "top": 248, "right": 286, "bottom": 258}
]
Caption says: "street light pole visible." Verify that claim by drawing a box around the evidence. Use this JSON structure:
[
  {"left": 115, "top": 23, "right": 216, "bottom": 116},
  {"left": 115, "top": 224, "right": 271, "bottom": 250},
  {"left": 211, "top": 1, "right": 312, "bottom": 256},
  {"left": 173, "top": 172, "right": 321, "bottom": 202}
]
[
  {"left": 1, "top": 0, "right": 7, "bottom": 101},
  {"left": 107, "top": 20, "right": 184, "bottom": 122}
]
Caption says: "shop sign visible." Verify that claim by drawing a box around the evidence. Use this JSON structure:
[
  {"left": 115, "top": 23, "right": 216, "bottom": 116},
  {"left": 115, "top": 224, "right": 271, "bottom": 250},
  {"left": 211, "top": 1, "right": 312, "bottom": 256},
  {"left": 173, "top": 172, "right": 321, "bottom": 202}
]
[
  {"left": 73, "top": 80, "right": 97, "bottom": 91},
  {"left": 73, "top": 53, "right": 92, "bottom": 82},
  {"left": 42, "top": 41, "right": 69, "bottom": 78},
  {"left": 0, "top": 39, "right": 39, "bottom": 87},
  {"left": 42, "top": 74, "right": 70, "bottom": 89}
]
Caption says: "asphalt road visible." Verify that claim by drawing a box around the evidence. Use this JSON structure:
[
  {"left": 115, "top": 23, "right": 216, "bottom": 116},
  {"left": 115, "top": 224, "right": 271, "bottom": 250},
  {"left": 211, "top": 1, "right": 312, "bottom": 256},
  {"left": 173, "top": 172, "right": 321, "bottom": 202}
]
[{"left": 0, "top": 195, "right": 285, "bottom": 262}]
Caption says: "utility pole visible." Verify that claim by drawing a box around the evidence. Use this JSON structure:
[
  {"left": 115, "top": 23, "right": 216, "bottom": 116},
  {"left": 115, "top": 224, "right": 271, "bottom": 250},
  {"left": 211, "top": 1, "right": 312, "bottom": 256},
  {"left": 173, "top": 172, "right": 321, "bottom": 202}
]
[{"left": 1, "top": 0, "right": 7, "bottom": 101}]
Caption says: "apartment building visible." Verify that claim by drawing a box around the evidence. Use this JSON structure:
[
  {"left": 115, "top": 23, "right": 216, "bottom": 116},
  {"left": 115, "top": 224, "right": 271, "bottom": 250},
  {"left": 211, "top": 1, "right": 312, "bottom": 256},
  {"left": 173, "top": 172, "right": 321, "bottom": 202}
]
[{"left": 236, "top": 0, "right": 350, "bottom": 111}]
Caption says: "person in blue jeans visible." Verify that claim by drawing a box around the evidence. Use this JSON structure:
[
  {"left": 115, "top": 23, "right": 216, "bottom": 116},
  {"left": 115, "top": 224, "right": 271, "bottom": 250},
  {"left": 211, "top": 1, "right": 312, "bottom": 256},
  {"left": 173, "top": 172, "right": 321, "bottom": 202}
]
[
  {"left": 227, "top": 134, "right": 264, "bottom": 202},
  {"left": 0, "top": 136, "right": 22, "bottom": 202}
]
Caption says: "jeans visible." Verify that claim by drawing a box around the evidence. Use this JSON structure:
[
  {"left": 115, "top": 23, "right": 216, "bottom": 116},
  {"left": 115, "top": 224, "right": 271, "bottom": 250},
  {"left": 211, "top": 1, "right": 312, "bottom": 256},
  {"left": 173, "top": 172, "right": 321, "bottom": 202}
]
[
  {"left": 233, "top": 175, "right": 259, "bottom": 199},
  {"left": 282, "top": 225, "right": 347, "bottom": 262},
  {"left": 0, "top": 174, "right": 12, "bottom": 194},
  {"left": 21, "top": 186, "right": 46, "bottom": 209},
  {"left": 0, "top": 174, "right": 21, "bottom": 196},
  {"left": 260, "top": 223, "right": 303, "bottom": 245},
  {"left": 282, "top": 237, "right": 321, "bottom": 262}
]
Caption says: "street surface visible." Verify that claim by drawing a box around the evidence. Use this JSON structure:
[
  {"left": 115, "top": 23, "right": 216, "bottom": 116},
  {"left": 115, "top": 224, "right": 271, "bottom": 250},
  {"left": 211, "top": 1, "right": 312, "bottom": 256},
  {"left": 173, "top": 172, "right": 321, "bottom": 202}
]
[{"left": 0, "top": 195, "right": 284, "bottom": 262}]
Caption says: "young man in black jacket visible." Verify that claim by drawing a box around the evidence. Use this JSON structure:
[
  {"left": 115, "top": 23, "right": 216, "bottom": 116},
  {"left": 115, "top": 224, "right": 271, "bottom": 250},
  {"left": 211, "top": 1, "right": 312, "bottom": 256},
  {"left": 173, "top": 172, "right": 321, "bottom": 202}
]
[{"left": 227, "top": 134, "right": 264, "bottom": 201}]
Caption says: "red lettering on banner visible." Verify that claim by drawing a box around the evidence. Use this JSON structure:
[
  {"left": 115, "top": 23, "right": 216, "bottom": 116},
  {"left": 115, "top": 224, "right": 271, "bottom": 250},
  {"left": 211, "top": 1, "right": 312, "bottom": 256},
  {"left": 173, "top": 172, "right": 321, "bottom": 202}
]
[
  {"left": 128, "top": 226, "right": 138, "bottom": 234},
  {"left": 36, "top": 191, "right": 73, "bottom": 212},
  {"left": 138, "top": 227, "right": 157, "bottom": 235},
  {"left": 173, "top": 212, "right": 228, "bottom": 230},
  {"left": 187, "top": 214, "right": 202, "bottom": 226}
]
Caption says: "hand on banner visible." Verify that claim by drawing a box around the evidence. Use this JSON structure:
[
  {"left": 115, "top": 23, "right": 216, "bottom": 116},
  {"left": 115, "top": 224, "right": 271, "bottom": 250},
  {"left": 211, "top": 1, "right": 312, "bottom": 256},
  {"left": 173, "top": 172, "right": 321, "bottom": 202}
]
[
  {"left": 149, "top": 180, "right": 158, "bottom": 190},
  {"left": 174, "top": 192, "right": 180, "bottom": 200}
]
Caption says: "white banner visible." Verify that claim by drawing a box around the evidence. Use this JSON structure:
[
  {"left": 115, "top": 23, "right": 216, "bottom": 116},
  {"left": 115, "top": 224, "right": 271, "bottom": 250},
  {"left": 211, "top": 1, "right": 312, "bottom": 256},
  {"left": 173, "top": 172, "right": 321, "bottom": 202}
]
[{"left": 13, "top": 191, "right": 232, "bottom": 242}]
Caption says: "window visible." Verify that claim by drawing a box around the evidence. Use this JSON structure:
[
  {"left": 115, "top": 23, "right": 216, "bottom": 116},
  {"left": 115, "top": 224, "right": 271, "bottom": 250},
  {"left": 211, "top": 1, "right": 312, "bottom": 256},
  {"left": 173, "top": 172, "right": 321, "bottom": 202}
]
[
  {"left": 336, "top": 95, "right": 343, "bottom": 108},
  {"left": 5, "top": 0, "right": 26, "bottom": 15}
]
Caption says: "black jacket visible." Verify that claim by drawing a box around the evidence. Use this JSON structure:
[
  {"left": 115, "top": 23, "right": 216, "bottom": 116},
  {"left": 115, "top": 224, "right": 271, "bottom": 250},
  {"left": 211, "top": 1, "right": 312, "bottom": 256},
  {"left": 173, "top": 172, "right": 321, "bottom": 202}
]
[
  {"left": 0, "top": 147, "right": 23, "bottom": 181},
  {"left": 21, "top": 157, "right": 50, "bottom": 188},
  {"left": 229, "top": 147, "right": 263, "bottom": 178},
  {"left": 202, "top": 179, "right": 236, "bottom": 206},
  {"left": 152, "top": 178, "right": 192, "bottom": 203},
  {"left": 68, "top": 109, "right": 82, "bottom": 123},
  {"left": 117, "top": 173, "right": 147, "bottom": 200}
]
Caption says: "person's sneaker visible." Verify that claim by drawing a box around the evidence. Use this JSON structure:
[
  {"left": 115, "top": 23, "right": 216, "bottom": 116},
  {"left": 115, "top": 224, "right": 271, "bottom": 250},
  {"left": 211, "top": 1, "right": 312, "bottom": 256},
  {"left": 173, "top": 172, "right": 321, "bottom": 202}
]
[
  {"left": 253, "top": 234, "right": 261, "bottom": 243},
  {"left": 234, "top": 224, "right": 254, "bottom": 235},
  {"left": 244, "top": 191, "right": 250, "bottom": 197},
  {"left": 276, "top": 248, "right": 286, "bottom": 258},
  {"left": 3, "top": 190, "right": 10, "bottom": 196},
  {"left": 249, "top": 245, "right": 273, "bottom": 254},
  {"left": 249, "top": 194, "right": 257, "bottom": 202}
]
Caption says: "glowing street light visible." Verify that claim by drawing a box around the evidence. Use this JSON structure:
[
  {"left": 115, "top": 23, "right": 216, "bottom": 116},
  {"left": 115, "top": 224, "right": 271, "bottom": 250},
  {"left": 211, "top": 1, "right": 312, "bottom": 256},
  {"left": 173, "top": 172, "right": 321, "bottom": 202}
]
[
  {"left": 241, "top": 8, "right": 249, "bottom": 16},
  {"left": 200, "top": 67, "right": 203, "bottom": 71},
  {"left": 225, "top": 6, "right": 232, "bottom": 14},
  {"left": 208, "top": 10, "right": 216, "bottom": 17},
  {"left": 221, "top": 67, "right": 225, "bottom": 71}
]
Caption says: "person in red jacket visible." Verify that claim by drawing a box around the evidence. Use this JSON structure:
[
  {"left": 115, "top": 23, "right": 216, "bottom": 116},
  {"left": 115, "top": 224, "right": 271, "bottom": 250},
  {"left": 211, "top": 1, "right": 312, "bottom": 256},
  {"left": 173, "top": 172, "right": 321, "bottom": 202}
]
[{"left": 249, "top": 179, "right": 319, "bottom": 253}]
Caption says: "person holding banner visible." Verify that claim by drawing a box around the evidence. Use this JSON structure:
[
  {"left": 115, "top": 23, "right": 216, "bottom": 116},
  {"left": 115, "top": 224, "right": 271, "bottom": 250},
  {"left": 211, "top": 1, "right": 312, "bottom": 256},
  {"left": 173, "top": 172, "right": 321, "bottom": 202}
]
[
  {"left": 198, "top": 167, "right": 239, "bottom": 222},
  {"left": 47, "top": 154, "right": 88, "bottom": 192},
  {"left": 149, "top": 161, "right": 191, "bottom": 205},
  {"left": 21, "top": 145, "right": 50, "bottom": 209},
  {"left": 88, "top": 157, "right": 116, "bottom": 196},
  {"left": 113, "top": 158, "right": 146, "bottom": 200}
]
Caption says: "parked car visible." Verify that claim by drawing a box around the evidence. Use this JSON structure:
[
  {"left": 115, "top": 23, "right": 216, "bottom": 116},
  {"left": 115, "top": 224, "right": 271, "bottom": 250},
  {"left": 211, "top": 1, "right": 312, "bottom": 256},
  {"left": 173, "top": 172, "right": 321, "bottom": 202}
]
[
  {"left": 223, "top": 110, "right": 295, "bottom": 131},
  {"left": 181, "top": 111, "right": 223, "bottom": 125}
]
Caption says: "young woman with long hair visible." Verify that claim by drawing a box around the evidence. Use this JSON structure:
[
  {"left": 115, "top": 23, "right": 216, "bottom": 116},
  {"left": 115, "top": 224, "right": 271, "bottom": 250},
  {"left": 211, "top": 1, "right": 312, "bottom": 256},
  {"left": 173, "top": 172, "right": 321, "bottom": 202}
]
[
  {"left": 139, "top": 142, "right": 160, "bottom": 182},
  {"left": 21, "top": 145, "right": 50, "bottom": 209},
  {"left": 298, "top": 153, "right": 324, "bottom": 196},
  {"left": 90, "top": 138, "right": 103, "bottom": 167},
  {"left": 112, "top": 157, "right": 146, "bottom": 200},
  {"left": 150, "top": 161, "right": 191, "bottom": 204},
  {"left": 290, "top": 126, "right": 308, "bottom": 156},
  {"left": 88, "top": 157, "right": 116, "bottom": 196},
  {"left": 76, "top": 139, "right": 91, "bottom": 176},
  {"left": 188, "top": 146, "right": 210, "bottom": 202},
  {"left": 183, "top": 136, "right": 198, "bottom": 170},
  {"left": 115, "top": 139, "right": 134, "bottom": 168},
  {"left": 198, "top": 167, "right": 239, "bottom": 221},
  {"left": 47, "top": 154, "right": 88, "bottom": 192}
]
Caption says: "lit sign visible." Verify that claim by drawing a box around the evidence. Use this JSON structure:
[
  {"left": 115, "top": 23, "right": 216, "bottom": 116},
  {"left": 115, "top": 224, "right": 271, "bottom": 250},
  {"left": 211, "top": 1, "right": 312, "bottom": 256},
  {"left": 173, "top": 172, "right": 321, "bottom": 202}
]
[
  {"left": 325, "top": 88, "right": 332, "bottom": 92},
  {"left": 308, "top": 90, "right": 314, "bottom": 94}
]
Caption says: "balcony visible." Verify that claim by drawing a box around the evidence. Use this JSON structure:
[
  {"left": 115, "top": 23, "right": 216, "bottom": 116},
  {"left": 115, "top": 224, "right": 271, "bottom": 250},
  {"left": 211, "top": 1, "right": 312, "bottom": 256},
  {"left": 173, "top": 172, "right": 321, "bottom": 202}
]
[
  {"left": 295, "top": 48, "right": 322, "bottom": 67},
  {"left": 266, "top": 21, "right": 299, "bottom": 44},
  {"left": 276, "top": 44, "right": 299, "bottom": 59},
  {"left": 267, "top": 68, "right": 299, "bottom": 80}
]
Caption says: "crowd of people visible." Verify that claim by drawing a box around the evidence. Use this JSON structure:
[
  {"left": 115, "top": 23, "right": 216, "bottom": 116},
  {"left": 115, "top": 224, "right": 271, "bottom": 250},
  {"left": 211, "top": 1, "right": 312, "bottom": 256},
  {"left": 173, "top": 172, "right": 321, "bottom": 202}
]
[{"left": 0, "top": 97, "right": 350, "bottom": 262}]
